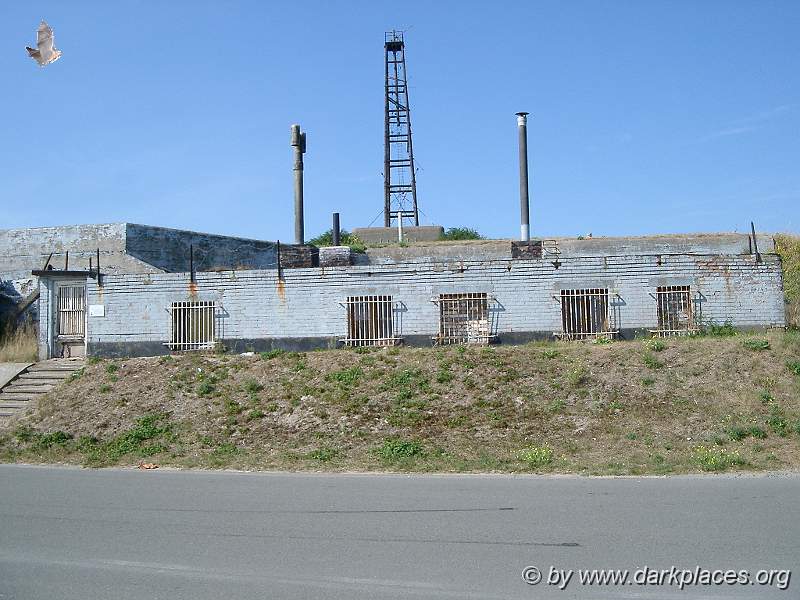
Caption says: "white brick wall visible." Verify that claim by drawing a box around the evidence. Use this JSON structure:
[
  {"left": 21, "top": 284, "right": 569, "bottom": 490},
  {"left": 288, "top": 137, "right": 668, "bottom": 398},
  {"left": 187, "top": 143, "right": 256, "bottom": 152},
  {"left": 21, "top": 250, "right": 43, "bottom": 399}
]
[{"left": 78, "top": 252, "right": 785, "bottom": 349}]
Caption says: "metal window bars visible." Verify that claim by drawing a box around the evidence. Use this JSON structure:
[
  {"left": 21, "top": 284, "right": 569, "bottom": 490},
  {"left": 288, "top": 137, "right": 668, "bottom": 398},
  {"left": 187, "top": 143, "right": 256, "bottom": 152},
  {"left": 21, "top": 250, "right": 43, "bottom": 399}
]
[
  {"left": 341, "top": 296, "right": 400, "bottom": 347},
  {"left": 167, "top": 301, "right": 217, "bottom": 351},
  {"left": 650, "top": 286, "right": 698, "bottom": 337},
  {"left": 432, "top": 293, "right": 494, "bottom": 345},
  {"left": 57, "top": 285, "right": 85, "bottom": 338},
  {"left": 556, "top": 288, "right": 618, "bottom": 340}
]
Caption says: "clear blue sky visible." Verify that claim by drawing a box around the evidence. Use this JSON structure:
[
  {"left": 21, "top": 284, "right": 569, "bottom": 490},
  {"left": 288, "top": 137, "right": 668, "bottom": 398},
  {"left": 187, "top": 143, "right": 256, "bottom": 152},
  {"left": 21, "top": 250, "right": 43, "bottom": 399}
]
[{"left": 2, "top": 1, "right": 798, "bottom": 240}]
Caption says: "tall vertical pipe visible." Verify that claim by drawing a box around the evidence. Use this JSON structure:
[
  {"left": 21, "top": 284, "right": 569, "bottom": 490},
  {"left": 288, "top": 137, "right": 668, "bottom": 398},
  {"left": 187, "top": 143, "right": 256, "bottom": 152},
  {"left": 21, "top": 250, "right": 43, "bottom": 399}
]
[
  {"left": 516, "top": 112, "right": 530, "bottom": 242},
  {"left": 291, "top": 124, "right": 306, "bottom": 245},
  {"left": 332, "top": 212, "right": 341, "bottom": 246}
]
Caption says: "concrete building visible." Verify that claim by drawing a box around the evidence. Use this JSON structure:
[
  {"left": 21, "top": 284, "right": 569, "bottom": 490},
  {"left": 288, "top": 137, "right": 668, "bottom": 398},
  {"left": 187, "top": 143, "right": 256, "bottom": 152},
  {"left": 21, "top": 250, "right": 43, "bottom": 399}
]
[
  {"left": 0, "top": 223, "right": 285, "bottom": 326},
  {"left": 32, "top": 231, "right": 785, "bottom": 359}
]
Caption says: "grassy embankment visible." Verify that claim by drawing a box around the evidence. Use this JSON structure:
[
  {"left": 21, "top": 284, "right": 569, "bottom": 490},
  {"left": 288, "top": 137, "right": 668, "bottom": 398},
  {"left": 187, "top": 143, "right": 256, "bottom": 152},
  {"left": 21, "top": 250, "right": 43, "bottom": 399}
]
[{"left": 1, "top": 331, "right": 799, "bottom": 475}]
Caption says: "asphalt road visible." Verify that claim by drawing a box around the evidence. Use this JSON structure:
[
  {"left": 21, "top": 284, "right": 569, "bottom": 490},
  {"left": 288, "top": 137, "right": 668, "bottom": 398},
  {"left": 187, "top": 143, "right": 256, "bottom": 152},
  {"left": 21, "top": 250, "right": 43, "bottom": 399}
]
[{"left": 0, "top": 466, "right": 796, "bottom": 599}]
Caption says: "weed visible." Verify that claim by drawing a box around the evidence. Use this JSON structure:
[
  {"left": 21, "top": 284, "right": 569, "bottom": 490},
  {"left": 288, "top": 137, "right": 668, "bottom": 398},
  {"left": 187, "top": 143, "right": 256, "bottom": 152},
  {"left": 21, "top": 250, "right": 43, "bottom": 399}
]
[
  {"left": 787, "top": 361, "right": 800, "bottom": 376},
  {"left": 626, "top": 432, "right": 638, "bottom": 440},
  {"left": 692, "top": 446, "right": 747, "bottom": 471},
  {"left": 260, "top": 349, "right": 286, "bottom": 360},
  {"left": 702, "top": 320, "right": 738, "bottom": 337},
  {"left": 518, "top": 445, "right": 554, "bottom": 468},
  {"left": 247, "top": 409, "right": 264, "bottom": 421},
  {"left": 436, "top": 369, "right": 453, "bottom": 384},
  {"left": 99, "top": 384, "right": 111, "bottom": 394},
  {"left": 105, "top": 363, "right": 119, "bottom": 374},
  {"left": 197, "top": 381, "right": 215, "bottom": 396},
  {"left": 607, "top": 400, "right": 624, "bottom": 411},
  {"left": 641, "top": 377, "right": 656, "bottom": 386},
  {"left": 34, "top": 431, "right": 73, "bottom": 449},
  {"left": 547, "top": 399, "right": 566, "bottom": 413},
  {"left": 86, "top": 356, "right": 102, "bottom": 365},
  {"left": 352, "top": 346, "right": 373, "bottom": 354},
  {"left": 767, "top": 405, "right": 788, "bottom": 437},
  {"left": 759, "top": 390, "right": 775, "bottom": 404},
  {"left": 643, "top": 353, "right": 664, "bottom": 369},
  {"left": 327, "top": 367, "right": 363, "bottom": 386},
  {"left": 158, "top": 355, "right": 173, "bottom": 365},
  {"left": 567, "top": 366, "right": 587, "bottom": 386},
  {"left": 66, "top": 368, "right": 84, "bottom": 383},
  {"left": 742, "top": 338, "right": 770, "bottom": 351},
  {"left": 542, "top": 349, "right": 559, "bottom": 359},
  {"left": 306, "top": 447, "right": 340, "bottom": 462},
  {"left": 376, "top": 438, "right": 423, "bottom": 460},
  {"left": 243, "top": 378, "right": 264, "bottom": 394},
  {"left": 645, "top": 339, "right": 666, "bottom": 352}
]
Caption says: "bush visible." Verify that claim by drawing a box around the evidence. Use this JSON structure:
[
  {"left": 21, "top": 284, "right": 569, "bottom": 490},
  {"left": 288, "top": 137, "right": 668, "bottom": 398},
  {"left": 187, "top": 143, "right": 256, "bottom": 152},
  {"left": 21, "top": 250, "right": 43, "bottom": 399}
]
[
  {"left": 439, "top": 227, "right": 482, "bottom": 241},
  {"left": 775, "top": 234, "right": 800, "bottom": 329},
  {"left": 519, "top": 445, "right": 554, "bottom": 468},
  {"left": 308, "top": 229, "right": 366, "bottom": 253}
]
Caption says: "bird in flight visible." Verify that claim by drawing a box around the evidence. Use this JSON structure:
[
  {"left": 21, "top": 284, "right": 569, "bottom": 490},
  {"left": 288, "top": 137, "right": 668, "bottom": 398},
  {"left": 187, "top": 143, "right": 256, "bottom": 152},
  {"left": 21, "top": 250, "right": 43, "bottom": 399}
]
[{"left": 26, "top": 21, "right": 62, "bottom": 67}]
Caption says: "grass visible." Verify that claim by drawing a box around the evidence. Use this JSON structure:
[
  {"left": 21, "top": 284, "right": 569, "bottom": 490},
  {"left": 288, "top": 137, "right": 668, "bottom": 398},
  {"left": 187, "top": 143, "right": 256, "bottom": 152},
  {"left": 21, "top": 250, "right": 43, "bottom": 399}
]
[
  {"left": 0, "top": 321, "right": 37, "bottom": 363},
  {"left": 3, "top": 331, "right": 800, "bottom": 474}
]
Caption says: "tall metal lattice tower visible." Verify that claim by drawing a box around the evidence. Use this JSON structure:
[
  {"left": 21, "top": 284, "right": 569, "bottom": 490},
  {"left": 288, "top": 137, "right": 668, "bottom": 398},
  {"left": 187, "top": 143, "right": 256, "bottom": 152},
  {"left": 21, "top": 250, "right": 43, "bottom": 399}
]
[{"left": 384, "top": 30, "right": 419, "bottom": 227}]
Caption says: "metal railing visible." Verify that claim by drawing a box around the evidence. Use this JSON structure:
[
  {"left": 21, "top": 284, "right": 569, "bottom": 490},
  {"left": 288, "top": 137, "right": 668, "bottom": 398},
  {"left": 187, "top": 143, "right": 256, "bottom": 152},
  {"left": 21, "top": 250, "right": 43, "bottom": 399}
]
[
  {"left": 57, "top": 285, "right": 85, "bottom": 338},
  {"left": 432, "top": 293, "right": 494, "bottom": 345},
  {"left": 650, "top": 286, "right": 698, "bottom": 336},
  {"left": 341, "top": 295, "right": 400, "bottom": 347},
  {"left": 556, "top": 288, "right": 618, "bottom": 340},
  {"left": 167, "top": 301, "right": 217, "bottom": 351}
]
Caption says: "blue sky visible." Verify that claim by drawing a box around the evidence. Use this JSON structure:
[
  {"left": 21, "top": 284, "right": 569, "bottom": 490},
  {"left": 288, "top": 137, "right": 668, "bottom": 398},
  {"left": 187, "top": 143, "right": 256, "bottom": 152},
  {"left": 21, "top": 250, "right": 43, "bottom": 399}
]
[{"left": 1, "top": 1, "right": 798, "bottom": 240}]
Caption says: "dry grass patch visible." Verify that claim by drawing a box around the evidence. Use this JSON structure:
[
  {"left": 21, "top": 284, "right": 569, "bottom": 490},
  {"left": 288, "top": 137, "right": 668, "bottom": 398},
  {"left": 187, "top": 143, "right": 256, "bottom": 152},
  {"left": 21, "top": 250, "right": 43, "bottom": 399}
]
[{"left": 0, "top": 321, "right": 37, "bottom": 363}]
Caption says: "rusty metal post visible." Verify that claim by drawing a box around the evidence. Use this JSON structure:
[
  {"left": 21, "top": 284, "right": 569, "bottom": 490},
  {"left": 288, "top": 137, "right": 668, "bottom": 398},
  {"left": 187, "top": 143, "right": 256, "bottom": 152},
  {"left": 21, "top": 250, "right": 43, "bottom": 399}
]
[
  {"left": 291, "top": 124, "right": 306, "bottom": 245},
  {"left": 751, "top": 221, "right": 761, "bottom": 263}
]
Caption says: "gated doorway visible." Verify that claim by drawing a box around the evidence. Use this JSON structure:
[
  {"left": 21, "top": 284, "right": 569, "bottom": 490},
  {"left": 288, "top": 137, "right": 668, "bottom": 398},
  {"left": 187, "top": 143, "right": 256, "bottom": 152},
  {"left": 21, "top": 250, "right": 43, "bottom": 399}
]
[{"left": 56, "top": 284, "right": 86, "bottom": 357}]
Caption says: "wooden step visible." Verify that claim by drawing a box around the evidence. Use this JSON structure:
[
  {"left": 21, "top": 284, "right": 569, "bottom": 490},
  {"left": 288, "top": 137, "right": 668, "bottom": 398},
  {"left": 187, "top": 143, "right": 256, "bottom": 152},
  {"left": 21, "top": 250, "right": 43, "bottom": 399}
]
[
  {"left": 18, "top": 372, "right": 71, "bottom": 381},
  {"left": 0, "top": 399, "right": 30, "bottom": 409},
  {"left": 0, "top": 392, "right": 40, "bottom": 401},
  {"left": 3, "top": 385, "right": 54, "bottom": 394}
]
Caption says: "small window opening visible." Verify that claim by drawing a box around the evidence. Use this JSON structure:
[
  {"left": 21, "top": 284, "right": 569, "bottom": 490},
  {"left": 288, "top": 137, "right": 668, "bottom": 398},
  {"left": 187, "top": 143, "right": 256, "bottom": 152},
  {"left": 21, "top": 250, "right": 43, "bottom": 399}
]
[
  {"left": 168, "top": 301, "right": 217, "bottom": 351},
  {"left": 344, "top": 295, "right": 397, "bottom": 347},
  {"left": 435, "top": 292, "right": 491, "bottom": 345},
  {"left": 558, "top": 288, "right": 616, "bottom": 340}
]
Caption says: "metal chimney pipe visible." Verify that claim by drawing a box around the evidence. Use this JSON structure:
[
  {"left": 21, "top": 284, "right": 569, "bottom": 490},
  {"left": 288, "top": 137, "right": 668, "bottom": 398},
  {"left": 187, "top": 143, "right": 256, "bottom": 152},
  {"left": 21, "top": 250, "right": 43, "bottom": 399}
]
[
  {"left": 290, "top": 124, "right": 307, "bottom": 245},
  {"left": 332, "top": 212, "right": 341, "bottom": 246},
  {"left": 516, "top": 112, "right": 530, "bottom": 242}
]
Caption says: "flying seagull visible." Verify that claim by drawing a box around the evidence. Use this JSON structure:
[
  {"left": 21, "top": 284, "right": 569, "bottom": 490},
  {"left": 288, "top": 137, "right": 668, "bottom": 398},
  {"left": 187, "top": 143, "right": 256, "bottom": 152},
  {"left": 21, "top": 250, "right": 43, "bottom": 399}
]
[{"left": 26, "top": 21, "right": 62, "bottom": 66}]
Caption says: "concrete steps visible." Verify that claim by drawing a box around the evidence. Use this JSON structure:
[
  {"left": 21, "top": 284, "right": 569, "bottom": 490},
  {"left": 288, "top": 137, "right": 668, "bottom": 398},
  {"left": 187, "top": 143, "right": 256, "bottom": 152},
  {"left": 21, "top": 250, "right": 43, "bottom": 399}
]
[{"left": 0, "top": 359, "right": 84, "bottom": 423}]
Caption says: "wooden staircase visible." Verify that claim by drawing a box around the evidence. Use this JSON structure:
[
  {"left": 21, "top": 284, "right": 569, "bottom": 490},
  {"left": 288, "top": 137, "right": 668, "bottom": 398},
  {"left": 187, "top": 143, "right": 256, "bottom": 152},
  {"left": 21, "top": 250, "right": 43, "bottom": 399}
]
[{"left": 0, "top": 359, "right": 84, "bottom": 423}]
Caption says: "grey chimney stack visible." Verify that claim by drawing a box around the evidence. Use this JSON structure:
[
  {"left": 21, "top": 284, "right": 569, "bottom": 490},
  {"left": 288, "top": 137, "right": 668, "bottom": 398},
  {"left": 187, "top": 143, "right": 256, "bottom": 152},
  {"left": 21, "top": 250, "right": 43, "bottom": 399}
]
[
  {"left": 291, "top": 124, "right": 307, "bottom": 245},
  {"left": 516, "top": 112, "right": 530, "bottom": 242}
]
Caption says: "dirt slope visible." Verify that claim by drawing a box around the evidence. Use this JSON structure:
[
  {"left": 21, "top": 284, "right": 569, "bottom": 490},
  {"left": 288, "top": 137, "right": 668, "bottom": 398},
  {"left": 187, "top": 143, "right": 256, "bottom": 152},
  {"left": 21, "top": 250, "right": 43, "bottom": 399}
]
[{"left": 2, "top": 332, "right": 800, "bottom": 474}]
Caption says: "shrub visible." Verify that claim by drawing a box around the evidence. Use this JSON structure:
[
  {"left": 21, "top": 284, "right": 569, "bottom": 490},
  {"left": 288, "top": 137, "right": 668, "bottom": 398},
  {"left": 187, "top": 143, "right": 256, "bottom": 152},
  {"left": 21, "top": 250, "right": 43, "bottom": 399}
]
[
  {"left": 308, "top": 229, "right": 366, "bottom": 253},
  {"left": 439, "top": 227, "right": 482, "bottom": 241},
  {"left": 34, "top": 431, "right": 73, "bottom": 450},
  {"left": 774, "top": 234, "right": 800, "bottom": 328},
  {"left": 518, "top": 445, "right": 554, "bottom": 468}
]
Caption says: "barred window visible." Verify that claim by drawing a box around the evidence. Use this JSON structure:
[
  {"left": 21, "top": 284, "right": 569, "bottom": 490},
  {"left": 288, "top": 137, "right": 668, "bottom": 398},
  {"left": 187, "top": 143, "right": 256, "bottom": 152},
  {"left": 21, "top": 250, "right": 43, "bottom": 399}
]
[
  {"left": 435, "top": 293, "right": 491, "bottom": 345},
  {"left": 168, "top": 301, "right": 217, "bottom": 351},
  {"left": 559, "top": 288, "right": 615, "bottom": 339},
  {"left": 343, "top": 296, "right": 397, "bottom": 347},
  {"left": 653, "top": 285, "right": 696, "bottom": 336}
]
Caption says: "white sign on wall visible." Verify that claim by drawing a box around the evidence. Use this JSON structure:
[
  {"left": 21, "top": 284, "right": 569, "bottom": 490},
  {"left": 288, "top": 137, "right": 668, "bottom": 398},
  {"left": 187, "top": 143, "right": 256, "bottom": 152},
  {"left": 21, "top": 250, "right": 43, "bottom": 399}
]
[{"left": 89, "top": 304, "right": 105, "bottom": 317}]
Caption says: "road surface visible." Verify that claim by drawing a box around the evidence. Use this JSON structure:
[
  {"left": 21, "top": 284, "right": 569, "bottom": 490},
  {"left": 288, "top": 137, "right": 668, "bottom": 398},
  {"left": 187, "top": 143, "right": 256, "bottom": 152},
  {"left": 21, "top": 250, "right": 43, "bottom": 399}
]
[{"left": 0, "top": 465, "right": 796, "bottom": 599}]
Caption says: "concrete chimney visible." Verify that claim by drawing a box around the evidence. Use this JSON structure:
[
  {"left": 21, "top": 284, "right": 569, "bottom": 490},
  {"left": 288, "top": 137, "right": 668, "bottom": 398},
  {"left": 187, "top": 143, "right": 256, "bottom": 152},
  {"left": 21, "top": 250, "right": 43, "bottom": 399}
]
[
  {"left": 291, "top": 124, "right": 307, "bottom": 245},
  {"left": 516, "top": 112, "right": 530, "bottom": 242},
  {"left": 332, "top": 212, "right": 341, "bottom": 246}
]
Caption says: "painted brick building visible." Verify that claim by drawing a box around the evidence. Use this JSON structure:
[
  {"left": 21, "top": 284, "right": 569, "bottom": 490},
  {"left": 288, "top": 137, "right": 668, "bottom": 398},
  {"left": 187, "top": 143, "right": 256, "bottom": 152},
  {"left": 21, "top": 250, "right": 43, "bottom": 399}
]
[{"left": 33, "top": 232, "right": 785, "bottom": 359}]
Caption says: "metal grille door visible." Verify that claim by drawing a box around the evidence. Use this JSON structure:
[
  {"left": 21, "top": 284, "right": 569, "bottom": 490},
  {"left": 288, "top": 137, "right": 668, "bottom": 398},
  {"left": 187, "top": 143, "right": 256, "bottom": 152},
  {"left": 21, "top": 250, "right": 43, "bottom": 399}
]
[
  {"left": 653, "top": 286, "right": 696, "bottom": 336},
  {"left": 168, "top": 301, "right": 217, "bottom": 351},
  {"left": 57, "top": 285, "right": 86, "bottom": 338},
  {"left": 559, "top": 288, "right": 616, "bottom": 340},
  {"left": 343, "top": 296, "right": 397, "bottom": 347},
  {"left": 435, "top": 293, "right": 491, "bottom": 345}
]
